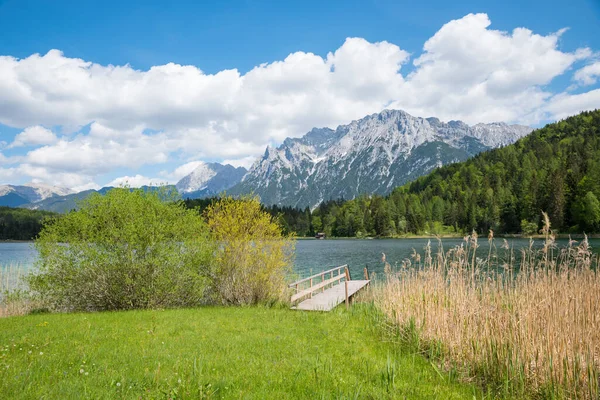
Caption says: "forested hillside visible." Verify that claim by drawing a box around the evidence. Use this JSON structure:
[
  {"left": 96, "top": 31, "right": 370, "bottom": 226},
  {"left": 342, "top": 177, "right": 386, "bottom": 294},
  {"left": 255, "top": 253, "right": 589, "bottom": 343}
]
[
  {"left": 186, "top": 110, "right": 600, "bottom": 237},
  {"left": 396, "top": 109, "right": 600, "bottom": 234},
  {"left": 0, "top": 207, "right": 57, "bottom": 240}
]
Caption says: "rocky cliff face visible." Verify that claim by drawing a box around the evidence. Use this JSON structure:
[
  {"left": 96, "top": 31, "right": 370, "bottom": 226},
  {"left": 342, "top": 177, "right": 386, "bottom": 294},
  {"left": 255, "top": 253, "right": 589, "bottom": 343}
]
[
  {"left": 175, "top": 162, "right": 247, "bottom": 198},
  {"left": 229, "top": 109, "right": 532, "bottom": 208}
]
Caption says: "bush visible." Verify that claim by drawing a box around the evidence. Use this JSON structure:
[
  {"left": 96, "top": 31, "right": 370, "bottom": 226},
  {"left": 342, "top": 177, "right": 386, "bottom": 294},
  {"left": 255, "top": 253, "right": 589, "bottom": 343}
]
[
  {"left": 29, "top": 187, "right": 215, "bottom": 311},
  {"left": 205, "top": 196, "right": 294, "bottom": 305}
]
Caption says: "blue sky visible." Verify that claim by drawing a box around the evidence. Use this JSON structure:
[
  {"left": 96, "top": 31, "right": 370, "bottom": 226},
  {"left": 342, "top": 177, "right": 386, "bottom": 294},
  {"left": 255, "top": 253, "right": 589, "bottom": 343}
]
[{"left": 0, "top": 0, "right": 599, "bottom": 190}]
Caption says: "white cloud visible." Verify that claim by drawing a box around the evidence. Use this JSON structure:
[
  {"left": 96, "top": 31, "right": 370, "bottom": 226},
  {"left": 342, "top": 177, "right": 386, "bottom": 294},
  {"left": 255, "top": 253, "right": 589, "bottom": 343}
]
[
  {"left": 0, "top": 13, "right": 597, "bottom": 189},
  {"left": 106, "top": 175, "right": 164, "bottom": 188},
  {"left": 8, "top": 125, "right": 57, "bottom": 148},
  {"left": 573, "top": 61, "right": 600, "bottom": 86},
  {"left": 222, "top": 156, "right": 256, "bottom": 169},
  {"left": 71, "top": 182, "right": 101, "bottom": 192},
  {"left": 544, "top": 89, "right": 600, "bottom": 120}
]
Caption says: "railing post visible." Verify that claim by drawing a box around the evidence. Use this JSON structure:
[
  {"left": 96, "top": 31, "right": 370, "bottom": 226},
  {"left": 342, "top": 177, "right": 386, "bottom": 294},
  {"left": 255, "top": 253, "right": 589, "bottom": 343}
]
[
  {"left": 309, "top": 277, "right": 313, "bottom": 299},
  {"left": 344, "top": 266, "right": 349, "bottom": 309},
  {"left": 364, "top": 266, "right": 369, "bottom": 280},
  {"left": 330, "top": 271, "right": 334, "bottom": 289}
]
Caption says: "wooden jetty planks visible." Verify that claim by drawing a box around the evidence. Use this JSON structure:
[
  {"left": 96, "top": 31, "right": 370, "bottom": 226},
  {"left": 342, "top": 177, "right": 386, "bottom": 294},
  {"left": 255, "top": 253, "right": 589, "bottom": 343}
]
[{"left": 292, "top": 279, "right": 370, "bottom": 311}]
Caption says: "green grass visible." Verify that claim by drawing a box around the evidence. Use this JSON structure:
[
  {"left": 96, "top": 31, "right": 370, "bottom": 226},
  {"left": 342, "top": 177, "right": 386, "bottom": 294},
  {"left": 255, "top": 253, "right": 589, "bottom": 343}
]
[{"left": 0, "top": 305, "right": 480, "bottom": 399}]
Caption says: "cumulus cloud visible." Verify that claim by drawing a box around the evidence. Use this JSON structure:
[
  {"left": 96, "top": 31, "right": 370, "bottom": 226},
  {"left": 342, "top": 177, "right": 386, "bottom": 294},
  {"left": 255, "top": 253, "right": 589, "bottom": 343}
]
[
  {"left": 0, "top": 13, "right": 597, "bottom": 189},
  {"left": 8, "top": 125, "right": 57, "bottom": 148},
  {"left": 106, "top": 175, "right": 164, "bottom": 188},
  {"left": 544, "top": 89, "right": 600, "bottom": 120},
  {"left": 573, "top": 61, "right": 600, "bottom": 86}
]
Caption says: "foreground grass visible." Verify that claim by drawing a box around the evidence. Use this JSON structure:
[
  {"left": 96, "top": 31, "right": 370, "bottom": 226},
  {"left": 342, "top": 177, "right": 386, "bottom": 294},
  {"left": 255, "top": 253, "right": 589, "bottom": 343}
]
[{"left": 0, "top": 305, "right": 480, "bottom": 399}]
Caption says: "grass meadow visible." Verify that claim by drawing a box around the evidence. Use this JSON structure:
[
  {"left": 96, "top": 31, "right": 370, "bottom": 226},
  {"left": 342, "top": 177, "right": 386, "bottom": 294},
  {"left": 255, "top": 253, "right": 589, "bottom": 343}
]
[{"left": 0, "top": 305, "right": 480, "bottom": 399}]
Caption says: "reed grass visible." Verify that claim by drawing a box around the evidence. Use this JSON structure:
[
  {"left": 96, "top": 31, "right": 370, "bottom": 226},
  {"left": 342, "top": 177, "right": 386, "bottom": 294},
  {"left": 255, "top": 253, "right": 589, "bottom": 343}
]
[
  {"left": 373, "top": 214, "right": 600, "bottom": 399},
  {"left": 0, "top": 263, "right": 35, "bottom": 318}
]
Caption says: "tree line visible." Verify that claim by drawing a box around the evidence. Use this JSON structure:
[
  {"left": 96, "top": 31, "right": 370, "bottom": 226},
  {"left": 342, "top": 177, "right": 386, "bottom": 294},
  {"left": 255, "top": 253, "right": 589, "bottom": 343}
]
[{"left": 0, "top": 207, "right": 57, "bottom": 240}]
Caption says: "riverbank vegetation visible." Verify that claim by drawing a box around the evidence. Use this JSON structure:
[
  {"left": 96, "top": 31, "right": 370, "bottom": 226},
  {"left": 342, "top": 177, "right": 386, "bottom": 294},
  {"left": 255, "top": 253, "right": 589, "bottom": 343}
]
[
  {"left": 368, "top": 215, "right": 600, "bottom": 399},
  {"left": 27, "top": 189, "right": 292, "bottom": 312}
]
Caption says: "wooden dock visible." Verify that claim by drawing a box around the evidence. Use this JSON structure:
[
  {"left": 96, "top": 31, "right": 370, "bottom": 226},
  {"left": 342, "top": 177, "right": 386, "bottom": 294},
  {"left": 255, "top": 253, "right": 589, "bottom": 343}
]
[{"left": 289, "top": 265, "right": 370, "bottom": 311}]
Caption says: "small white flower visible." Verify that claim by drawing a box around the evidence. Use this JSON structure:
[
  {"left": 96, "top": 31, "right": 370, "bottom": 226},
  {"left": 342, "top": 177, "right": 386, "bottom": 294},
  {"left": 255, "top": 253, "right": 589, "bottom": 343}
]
[
  {"left": 178, "top": 379, "right": 182, "bottom": 384},
  {"left": 80, "top": 369, "right": 84, "bottom": 374},
  {"left": 39, "top": 352, "right": 43, "bottom": 355},
  {"left": 28, "top": 351, "right": 32, "bottom": 354},
  {"left": 116, "top": 382, "right": 121, "bottom": 387},
  {"left": 85, "top": 372, "right": 89, "bottom": 376}
]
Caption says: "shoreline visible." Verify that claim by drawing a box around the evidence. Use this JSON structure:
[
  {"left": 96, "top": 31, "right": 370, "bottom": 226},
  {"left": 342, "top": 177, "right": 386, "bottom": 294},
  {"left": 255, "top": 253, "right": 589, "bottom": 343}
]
[{"left": 295, "top": 233, "right": 600, "bottom": 240}]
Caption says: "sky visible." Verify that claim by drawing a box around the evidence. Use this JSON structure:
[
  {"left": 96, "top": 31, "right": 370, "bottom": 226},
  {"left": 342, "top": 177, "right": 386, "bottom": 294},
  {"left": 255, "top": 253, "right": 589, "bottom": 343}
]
[{"left": 0, "top": 0, "right": 599, "bottom": 191}]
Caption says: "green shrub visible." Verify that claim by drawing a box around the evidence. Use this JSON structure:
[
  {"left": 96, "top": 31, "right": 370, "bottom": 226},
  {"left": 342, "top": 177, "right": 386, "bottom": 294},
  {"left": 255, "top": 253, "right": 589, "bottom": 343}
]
[
  {"left": 205, "top": 196, "right": 294, "bottom": 305},
  {"left": 29, "top": 187, "right": 216, "bottom": 311}
]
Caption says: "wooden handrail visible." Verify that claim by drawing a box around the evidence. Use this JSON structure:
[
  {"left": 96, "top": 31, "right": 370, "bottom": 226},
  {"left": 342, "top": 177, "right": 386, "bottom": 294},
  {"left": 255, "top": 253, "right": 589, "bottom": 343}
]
[
  {"left": 288, "top": 264, "right": 348, "bottom": 288},
  {"left": 290, "top": 273, "right": 346, "bottom": 303}
]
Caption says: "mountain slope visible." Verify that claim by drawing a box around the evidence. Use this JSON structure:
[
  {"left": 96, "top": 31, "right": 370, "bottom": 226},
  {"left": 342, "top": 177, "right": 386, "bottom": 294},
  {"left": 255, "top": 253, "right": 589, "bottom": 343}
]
[
  {"left": 393, "top": 109, "right": 600, "bottom": 233},
  {"left": 0, "top": 183, "right": 74, "bottom": 207},
  {"left": 230, "top": 109, "right": 532, "bottom": 208},
  {"left": 176, "top": 162, "right": 247, "bottom": 199}
]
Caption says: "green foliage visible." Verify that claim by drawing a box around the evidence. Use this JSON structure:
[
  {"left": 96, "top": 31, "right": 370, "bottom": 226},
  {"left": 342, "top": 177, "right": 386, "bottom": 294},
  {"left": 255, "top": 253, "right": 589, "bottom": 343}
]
[
  {"left": 573, "top": 191, "right": 600, "bottom": 232},
  {"left": 204, "top": 196, "right": 294, "bottom": 305},
  {"left": 0, "top": 306, "right": 480, "bottom": 399},
  {"left": 0, "top": 207, "right": 56, "bottom": 240},
  {"left": 29, "top": 188, "right": 215, "bottom": 311},
  {"left": 520, "top": 219, "right": 538, "bottom": 236}
]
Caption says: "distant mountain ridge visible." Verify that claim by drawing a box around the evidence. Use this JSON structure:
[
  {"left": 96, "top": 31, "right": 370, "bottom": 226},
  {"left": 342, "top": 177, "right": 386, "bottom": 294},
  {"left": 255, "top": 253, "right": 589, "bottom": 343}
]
[
  {"left": 229, "top": 109, "right": 532, "bottom": 208},
  {"left": 175, "top": 162, "right": 247, "bottom": 198},
  {"left": 0, "top": 183, "right": 74, "bottom": 207},
  {"left": 20, "top": 161, "right": 249, "bottom": 213},
  {"left": 23, "top": 185, "right": 180, "bottom": 213}
]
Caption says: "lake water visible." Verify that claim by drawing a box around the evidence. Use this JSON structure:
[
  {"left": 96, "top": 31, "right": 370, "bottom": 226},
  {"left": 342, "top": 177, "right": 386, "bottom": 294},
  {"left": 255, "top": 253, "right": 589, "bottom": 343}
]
[{"left": 2, "top": 238, "right": 599, "bottom": 282}]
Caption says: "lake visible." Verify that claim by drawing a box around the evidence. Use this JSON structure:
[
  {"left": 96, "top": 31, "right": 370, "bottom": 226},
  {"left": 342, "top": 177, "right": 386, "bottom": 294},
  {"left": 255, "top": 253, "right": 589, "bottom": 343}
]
[{"left": 2, "top": 237, "right": 599, "bottom": 281}]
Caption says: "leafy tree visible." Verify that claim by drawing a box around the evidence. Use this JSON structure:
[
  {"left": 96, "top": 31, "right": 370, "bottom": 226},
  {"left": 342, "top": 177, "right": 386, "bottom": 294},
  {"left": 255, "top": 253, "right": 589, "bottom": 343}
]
[
  {"left": 205, "top": 196, "right": 294, "bottom": 305},
  {"left": 520, "top": 219, "right": 538, "bottom": 236},
  {"left": 574, "top": 191, "right": 600, "bottom": 232},
  {"left": 30, "top": 188, "right": 215, "bottom": 311}
]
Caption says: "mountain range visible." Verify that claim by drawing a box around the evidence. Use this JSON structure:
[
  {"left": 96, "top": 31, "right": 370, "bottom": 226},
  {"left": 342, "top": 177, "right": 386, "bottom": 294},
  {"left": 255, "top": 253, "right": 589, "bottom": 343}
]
[
  {"left": 0, "top": 183, "right": 74, "bottom": 208},
  {"left": 228, "top": 109, "right": 532, "bottom": 208},
  {"left": 2, "top": 109, "right": 533, "bottom": 212}
]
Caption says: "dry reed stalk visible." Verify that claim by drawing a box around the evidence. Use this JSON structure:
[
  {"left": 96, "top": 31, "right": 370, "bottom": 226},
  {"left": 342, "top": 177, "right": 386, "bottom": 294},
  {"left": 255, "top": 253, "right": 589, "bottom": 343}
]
[
  {"left": 374, "top": 233, "right": 600, "bottom": 399},
  {"left": 0, "top": 263, "right": 34, "bottom": 318}
]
